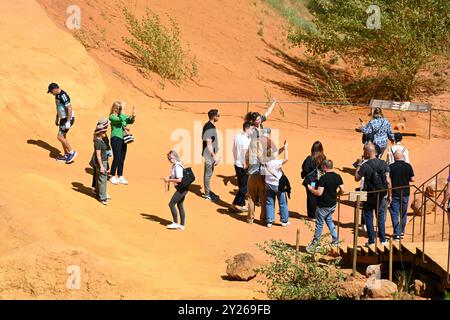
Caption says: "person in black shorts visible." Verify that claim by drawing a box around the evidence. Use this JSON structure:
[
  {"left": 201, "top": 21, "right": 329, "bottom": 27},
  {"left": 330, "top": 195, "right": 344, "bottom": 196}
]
[{"left": 47, "top": 83, "right": 77, "bottom": 164}]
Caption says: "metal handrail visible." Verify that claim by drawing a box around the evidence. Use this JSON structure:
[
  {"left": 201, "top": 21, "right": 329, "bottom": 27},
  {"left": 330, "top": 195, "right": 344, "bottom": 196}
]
[
  {"left": 337, "top": 183, "right": 449, "bottom": 281},
  {"left": 415, "top": 164, "right": 450, "bottom": 192}
]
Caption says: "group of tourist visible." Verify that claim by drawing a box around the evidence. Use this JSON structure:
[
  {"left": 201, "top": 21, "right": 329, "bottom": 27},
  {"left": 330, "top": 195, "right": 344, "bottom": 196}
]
[
  {"left": 48, "top": 83, "right": 449, "bottom": 245},
  {"left": 48, "top": 83, "right": 137, "bottom": 206},
  {"left": 166, "top": 103, "right": 424, "bottom": 247}
]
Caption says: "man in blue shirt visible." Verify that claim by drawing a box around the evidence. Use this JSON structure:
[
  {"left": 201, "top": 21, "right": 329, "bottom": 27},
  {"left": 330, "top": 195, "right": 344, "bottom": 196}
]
[{"left": 48, "top": 83, "right": 77, "bottom": 164}]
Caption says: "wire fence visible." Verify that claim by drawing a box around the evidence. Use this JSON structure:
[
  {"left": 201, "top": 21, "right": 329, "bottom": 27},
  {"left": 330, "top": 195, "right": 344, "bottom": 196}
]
[{"left": 160, "top": 99, "right": 450, "bottom": 139}]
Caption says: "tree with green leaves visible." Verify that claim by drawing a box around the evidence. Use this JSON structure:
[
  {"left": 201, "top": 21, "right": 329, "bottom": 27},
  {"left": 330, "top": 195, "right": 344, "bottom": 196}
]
[{"left": 289, "top": 0, "right": 450, "bottom": 100}]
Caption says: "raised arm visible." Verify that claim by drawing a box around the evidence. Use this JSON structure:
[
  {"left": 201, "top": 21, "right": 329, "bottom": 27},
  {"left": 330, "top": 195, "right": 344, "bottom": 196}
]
[
  {"left": 282, "top": 141, "right": 288, "bottom": 164},
  {"left": 264, "top": 98, "right": 277, "bottom": 118}
]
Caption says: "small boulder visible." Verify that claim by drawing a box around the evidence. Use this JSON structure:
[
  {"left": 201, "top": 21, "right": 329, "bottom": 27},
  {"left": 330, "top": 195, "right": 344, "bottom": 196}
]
[
  {"left": 337, "top": 272, "right": 367, "bottom": 300},
  {"left": 394, "top": 123, "right": 406, "bottom": 131},
  {"left": 366, "top": 264, "right": 381, "bottom": 279},
  {"left": 364, "top": 279, "right": 398, "bottom": 299},
  {"left": 411, "top": 198, "right": 436, "bottom": 216},
  {"left": 425, "top": 177, "right": 448, "bottom": 197},
  {"left": 411, "top": 279, "right": 426, "bottom": 297},
  {"left": 225, "top": 253, "right": 257, "bottom": 281}
]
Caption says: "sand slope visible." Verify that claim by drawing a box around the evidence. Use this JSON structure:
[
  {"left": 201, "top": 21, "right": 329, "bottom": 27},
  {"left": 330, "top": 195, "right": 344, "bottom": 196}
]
[{"left": 0, "top": 0, "right": 448, "bottom": 299}]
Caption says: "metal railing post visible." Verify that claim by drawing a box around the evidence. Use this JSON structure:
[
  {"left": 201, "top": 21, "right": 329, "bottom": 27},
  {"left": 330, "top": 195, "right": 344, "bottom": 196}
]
[
  {"left": 337, "top": 196, "right": 341, "bottom": 241},
  {"left": 352, "top": 195, "right": 361, "bottom": 276},
  {"left": 389, "top": 237, "right": 393, "bottom": 282},
  {"left": 306, "top": 102, "right": 310, "bottom": 129},
  {"left": 442, "top": 204, "right": 446, "bottom": 242},
  {"left": 422, "top": 187, "right": 427, "bottom": 263},
  {"left": 428, "top": 108, "right": 432, "bottom": 140},
  {"left": 412, "top": 192, "right": 416, "bottom": 243},
  {"left": 434, "top": 176, "right": 438, "bottom": 224}
]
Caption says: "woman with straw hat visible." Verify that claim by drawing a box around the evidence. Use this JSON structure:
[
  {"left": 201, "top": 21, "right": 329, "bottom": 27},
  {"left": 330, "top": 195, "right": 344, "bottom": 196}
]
[{"left": 93, "top": 120, "right": 112, "bottom": 205}]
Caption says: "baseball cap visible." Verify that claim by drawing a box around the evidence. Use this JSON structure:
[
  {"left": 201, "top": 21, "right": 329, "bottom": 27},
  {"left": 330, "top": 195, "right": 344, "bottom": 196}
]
[{"left": 47, "top": 82, "right": 59, "bottom": 93}]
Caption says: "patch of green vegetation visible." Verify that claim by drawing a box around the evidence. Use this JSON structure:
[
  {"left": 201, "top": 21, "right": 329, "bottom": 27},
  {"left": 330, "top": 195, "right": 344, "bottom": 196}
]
[
  {"left": 123, "top": 8, "right": 198, "bottom": 84},
  {"left": 260, "top": 0, "right": 315, "bottom": 33}
]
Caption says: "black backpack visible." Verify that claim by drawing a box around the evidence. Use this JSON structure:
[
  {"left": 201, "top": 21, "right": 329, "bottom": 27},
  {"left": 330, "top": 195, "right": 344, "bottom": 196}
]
[
  {"left": 366, "top": 161, "right": 388, "bottom": 194},
  {"left": 175, "top": 164, "right": 195, "bottom": 191}
]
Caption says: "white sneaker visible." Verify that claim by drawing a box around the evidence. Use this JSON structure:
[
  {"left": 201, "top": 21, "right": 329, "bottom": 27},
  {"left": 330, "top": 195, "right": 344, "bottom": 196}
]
[
  {"left": 239, "top": 206, "right": 248, "bottom": 212},
  {"left": 166, "top": 223, "right": 179, "bottom": 229},
  {"left": 118, "top": 176, "right": 128, "bottom": 185},
  {"left": 266, "top": 223, "right": 273, "bottom": 228},
  {"left": 281, "top": 221, "right": 291, "bottom": 227},
  {"left": 107, "top": 194, "right": 112, "bottom": 200},
  {"left": 381, "top": 241, "right": 388, "bottom": 246},
  {"left": 101, "top": 200, "right": 108, "bottom": 206},
  {"left": 178, "top": 225, "right": 185, "bottom": 231},
  {"left": 110, "top": 176, "right": 119, "bottom": 185}
]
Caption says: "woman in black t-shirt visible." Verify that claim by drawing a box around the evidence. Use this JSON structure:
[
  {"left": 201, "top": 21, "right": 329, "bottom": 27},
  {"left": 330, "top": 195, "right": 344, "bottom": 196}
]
[{"left": 301, "top": 141, "right": 326, "bottom": 219}]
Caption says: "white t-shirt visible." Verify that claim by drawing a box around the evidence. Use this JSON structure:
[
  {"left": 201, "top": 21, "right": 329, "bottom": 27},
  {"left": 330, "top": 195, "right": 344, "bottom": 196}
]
[
  {"left": 233, "top": 133, "right": 250, "bottom": 168},
  {"left": 171, "top": 162, "right": 184, "bottom": 179},
  {"left": 387, "top": 144, "right": 410, "bottom": 165},
  {"left": 265, "top": 159, "right": 283, "bottom": 186}
]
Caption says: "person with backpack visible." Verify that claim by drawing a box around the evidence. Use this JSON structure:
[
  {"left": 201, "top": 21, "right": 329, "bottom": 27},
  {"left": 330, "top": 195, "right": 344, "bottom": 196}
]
[
  {"left": 389, "top": 150, "right": 415, "bottom": 240},
  {"left": 306, "top": 159, "right": 345, "bottom": 252},
  {"left": 301, "top": 141, "right": 326, "bottom": 220},
  {"left": 109, "top": 101, "right": 136, "bottom": 185},
  {"left": 387, "top": 132, "right": 410, "bottom": 165},
  {"left": 163, "top": 150, "right": 189, "bottom": 231},
  {"left": 264, "top": 140, "right": 289, "bottom": 228},
  {"left": 355, "top": 143, "right": 391, "bottom": 246},
  {"left": 47, "top": 83, "right": 77, "bottom": 164},
  {"left": 230, "top": 121, "right": 252, "bottom": 212},
  {"left": 360, "top": 107, "right": 394, "bottom": 158},
  {"left": 202, "top": 109, "right": 221, "bottom": 201}
]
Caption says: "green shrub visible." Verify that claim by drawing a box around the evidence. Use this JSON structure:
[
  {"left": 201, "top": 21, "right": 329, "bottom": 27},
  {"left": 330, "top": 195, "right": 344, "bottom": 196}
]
[
  {"left": 123, "top": 8, "right": 198, "bottom": 83},
  {"left": 260, "top": 0, "right": 315, "bottom": 33},
  {"left": 255, "top": 239, "right": 345, "bottom": 300}
]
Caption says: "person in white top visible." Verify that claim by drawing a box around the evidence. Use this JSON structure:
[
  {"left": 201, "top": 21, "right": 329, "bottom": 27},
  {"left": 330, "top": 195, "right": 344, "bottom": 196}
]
[
  {"left": 264, "top": 140, "right": 289, "bottom": 228},
  {"left": 387, "top": 132, "right": 410, "bottom": 165},
  {"left": 163, "top": 150, "right": 188, "bottom": 231},
  {"left": 230, "top": 122, "right": 252, "bottom": 212}
]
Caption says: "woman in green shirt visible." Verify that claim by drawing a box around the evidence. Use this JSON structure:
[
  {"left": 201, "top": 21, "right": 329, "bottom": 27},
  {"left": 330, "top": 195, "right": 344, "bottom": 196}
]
[{"left": 109, "top": 101, "right": 136, "bottom": 185}]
